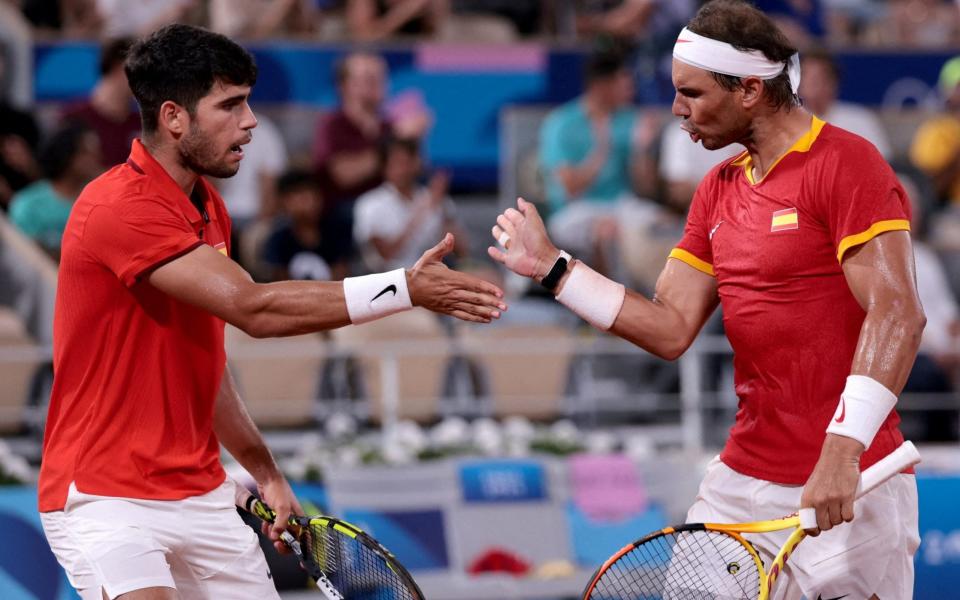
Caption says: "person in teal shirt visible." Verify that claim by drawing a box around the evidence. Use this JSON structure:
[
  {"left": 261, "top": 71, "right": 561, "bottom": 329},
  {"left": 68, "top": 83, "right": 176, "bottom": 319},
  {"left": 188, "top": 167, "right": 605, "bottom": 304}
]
[
  {"left": 538, "top": 47, "right": 661, "bottom": 277},
  {"left": 10, "top": 123, "right": 103, "bottom": 259}
]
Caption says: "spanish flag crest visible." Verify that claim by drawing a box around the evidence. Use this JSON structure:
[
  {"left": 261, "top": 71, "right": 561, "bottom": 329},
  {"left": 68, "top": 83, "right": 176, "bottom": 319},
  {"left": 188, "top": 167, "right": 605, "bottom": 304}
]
[{"left": 771, "top": 208, "right": 799, "bottom": 232}]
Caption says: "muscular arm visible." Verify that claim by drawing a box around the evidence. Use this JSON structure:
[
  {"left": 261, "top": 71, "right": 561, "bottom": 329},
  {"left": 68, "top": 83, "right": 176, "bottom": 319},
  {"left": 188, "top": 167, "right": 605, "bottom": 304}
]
[
  {"left": 489, "top": 198, "right": 719, "bottom": 358},
  {"left": 214, "top": 367, "right": 302, "bottom": 551},
  {"left": 149, "top": 235, "right": 504, "bottom": 337},
  {"left": 803, "top": 230, "right": 925, "bottom": 533},
  {"left": 607, "top": 260, "right": 719, "bottom": 359},
  {"left": 214, "top": 367, "right": 285, "bottom": 488},
  {"left": 150, "top": 244, "right": 351, "bottom": 338},
  {"left": 844, "top": 230, "right": 925, "bottom": 392}
]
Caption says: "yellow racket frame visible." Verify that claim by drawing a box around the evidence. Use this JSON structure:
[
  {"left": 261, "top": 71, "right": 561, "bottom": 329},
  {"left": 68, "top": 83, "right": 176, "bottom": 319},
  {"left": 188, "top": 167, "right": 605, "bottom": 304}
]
[{"left": 583, "top": 515, "right": 803, "bottom": 600}]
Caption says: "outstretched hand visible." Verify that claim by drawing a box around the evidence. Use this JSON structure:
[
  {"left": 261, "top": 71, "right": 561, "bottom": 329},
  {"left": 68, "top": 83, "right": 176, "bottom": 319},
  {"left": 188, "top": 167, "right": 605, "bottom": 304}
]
[
  {"left": 409, "top": 233, "right": 506, "bottom": 323},
  {"left": 488, "top": 197, "right": 559, "bottom": 282}
]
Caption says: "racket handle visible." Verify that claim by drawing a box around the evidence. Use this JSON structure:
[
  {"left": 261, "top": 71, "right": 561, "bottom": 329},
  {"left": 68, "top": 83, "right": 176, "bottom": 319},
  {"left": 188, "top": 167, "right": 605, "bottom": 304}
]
[
  {"left": 856, "top": 440, "right": 920, "bottom": 497},
  {"left": 798, "top": 440, "right": 920, "bottom": 530}
]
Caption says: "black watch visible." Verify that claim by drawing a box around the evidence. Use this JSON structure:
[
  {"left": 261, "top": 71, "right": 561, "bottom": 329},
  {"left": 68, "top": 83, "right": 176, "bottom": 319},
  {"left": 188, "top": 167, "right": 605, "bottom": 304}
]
[{"left": 540, "top": 250, "right": 572, "bottom": 292}]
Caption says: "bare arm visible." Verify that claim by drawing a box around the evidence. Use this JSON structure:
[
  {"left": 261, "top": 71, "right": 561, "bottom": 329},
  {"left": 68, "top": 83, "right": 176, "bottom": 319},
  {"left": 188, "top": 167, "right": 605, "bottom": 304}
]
[
  {"left": 347, "top": 0, "right": 433, "bottom": 41},
  {"left": 802, "top": 230, "right": 925, "bottom": 533},
  {"left": 577, "top": 0, "right": 654, "bottom": 37},
  {"left": 488, "top": 198, "right": 718, "bottom": 358},
  {"left": 214, "top": 367, "right": 302, "bottom": 552},
  {"left": 148, "top": 233, "right": 505, "bottom": 337}
]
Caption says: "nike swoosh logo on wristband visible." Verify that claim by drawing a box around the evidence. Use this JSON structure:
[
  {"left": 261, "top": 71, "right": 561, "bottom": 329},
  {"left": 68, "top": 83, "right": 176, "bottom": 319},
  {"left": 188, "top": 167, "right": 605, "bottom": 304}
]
[
  {"left": 834, "top": 398, "right": 846, "bottom": 423},
  {"left": 371, "top": 284, "right": 398, "bottom": 302}
]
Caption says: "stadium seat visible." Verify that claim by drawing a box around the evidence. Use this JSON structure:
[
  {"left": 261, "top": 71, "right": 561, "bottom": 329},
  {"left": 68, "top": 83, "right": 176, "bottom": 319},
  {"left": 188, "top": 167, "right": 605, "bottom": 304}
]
[
  {"left": 0, "top": 308, "right": 38, "bottom": 434},
  {"left": 224, "top": 325, "right": 326, "bottom": 428},
  {"left": 330, "top": 311, "right": 450, "bottom": 424},
  {"left": 458, "top": 323, "right": 574, "bottom": 420}
]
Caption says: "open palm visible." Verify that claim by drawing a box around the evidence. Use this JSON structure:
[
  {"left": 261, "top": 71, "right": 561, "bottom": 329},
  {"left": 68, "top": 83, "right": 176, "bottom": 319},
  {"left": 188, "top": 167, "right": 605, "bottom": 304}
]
[{"left": 488, "top": 198, "right": 558, "bottom": 281}]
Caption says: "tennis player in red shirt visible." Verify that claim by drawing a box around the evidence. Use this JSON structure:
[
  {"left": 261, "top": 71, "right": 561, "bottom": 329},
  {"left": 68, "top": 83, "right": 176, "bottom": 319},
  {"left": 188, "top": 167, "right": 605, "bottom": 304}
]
[
  {"left": 39, "top": 24, "right": 505, "bottom": 600},
  {"left": 491, "top": 2, "right": 921, "bottom": 598}
]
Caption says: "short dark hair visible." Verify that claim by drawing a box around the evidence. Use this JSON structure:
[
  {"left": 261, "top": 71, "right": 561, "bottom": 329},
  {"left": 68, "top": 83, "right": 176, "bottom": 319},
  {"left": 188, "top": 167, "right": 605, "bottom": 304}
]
[
  {"left": 687, "top": 0, "right": 799, "bottom": 110},
  {"left": 125, "top": 24, "right": 258, "bottom": 134},
  {"left": 379, "top": 134, "right": 420, "bottom": 167},
  {"left": 802, "top": 46, "right": 841, "bottom": 83},
  {"left": 277, "top": 169, "right": 320, "bottom": 198},
  {"left": 39, "top": 123, "right": 93, "bottom": 180},
  {"left": 99, "top": 37, "right": 134, "bottom": 76},
  {"left": 583, "top": 46, "right": 629, "bottom": 86}
]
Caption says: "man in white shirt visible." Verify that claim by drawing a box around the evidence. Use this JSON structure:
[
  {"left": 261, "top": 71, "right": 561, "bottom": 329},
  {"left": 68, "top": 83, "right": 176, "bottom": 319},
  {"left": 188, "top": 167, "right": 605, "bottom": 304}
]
[
  {"left": 354, "top": 136, "right": 466, "bottom": 271},
  {"left": 798, "top": 47, "right": 892, "bottom": 159}
]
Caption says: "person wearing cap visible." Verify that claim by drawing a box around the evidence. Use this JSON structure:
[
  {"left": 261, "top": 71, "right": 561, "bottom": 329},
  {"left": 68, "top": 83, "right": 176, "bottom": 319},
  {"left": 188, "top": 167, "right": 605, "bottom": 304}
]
[
  {"left": 910, "top": 55, "right": 960, "bottom": 206},
  {"left": 491, "top": 1, "right": 921, "bottom": 598}
]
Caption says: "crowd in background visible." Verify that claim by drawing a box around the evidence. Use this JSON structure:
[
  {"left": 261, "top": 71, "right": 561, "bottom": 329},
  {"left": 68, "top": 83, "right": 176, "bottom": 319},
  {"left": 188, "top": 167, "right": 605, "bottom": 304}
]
[{"left": 2, "top": 0, "right": 960, "bottom": 440}]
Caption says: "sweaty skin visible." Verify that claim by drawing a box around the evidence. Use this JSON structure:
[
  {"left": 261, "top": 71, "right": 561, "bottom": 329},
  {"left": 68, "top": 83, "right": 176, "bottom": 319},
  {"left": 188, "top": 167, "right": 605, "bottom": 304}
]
[{"left": 490, "top": 60, "right": 924, "bottom": 541}]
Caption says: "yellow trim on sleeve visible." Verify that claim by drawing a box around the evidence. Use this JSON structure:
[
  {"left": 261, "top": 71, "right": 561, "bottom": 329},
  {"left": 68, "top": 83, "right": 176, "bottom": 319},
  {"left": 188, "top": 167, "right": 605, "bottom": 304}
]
[
  {"left": 836, "top": 219, "right": 911, "bottom": 263},
  {"left": 669, "top": 248, "right": 715, "bottom": 277}
]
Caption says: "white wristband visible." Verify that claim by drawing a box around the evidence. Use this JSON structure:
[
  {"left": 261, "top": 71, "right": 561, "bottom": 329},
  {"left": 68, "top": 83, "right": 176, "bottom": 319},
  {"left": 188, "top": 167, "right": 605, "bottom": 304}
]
[
  {"left": 342, "top": 268, "right": 413, "bottom": 325},
  {"left": 555, "top": 262, "right": 626, "bottom": 330},
  {"left": 825, "top": 375, "right": 898, "bottom": 449}
]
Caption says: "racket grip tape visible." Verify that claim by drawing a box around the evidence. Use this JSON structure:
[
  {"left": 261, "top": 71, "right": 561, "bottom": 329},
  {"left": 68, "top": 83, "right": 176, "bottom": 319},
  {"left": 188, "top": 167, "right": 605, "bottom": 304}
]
[{"left": 798, "top": 440, "right": 920, "bottom": 530}]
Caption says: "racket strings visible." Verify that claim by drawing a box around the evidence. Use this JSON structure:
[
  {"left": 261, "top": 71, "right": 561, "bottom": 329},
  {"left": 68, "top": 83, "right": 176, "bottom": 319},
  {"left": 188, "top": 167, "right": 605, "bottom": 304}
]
[
  {"left": 304, "top": 522, "right": 419, "bottom": 599},
  {"left": 588, "top": 530, "right": 760, "bottom": 600}
]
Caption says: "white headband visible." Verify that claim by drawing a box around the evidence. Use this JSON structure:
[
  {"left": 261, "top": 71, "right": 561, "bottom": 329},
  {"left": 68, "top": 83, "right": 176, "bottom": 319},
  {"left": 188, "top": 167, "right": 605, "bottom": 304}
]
[{"left": 673, "top": 27, "right": 801, "bottom": 94}]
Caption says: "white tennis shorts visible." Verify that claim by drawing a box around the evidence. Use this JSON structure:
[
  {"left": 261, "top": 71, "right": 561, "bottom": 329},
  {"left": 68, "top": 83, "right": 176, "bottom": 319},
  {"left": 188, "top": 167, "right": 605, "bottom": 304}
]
[
  {"left": 40, "top": 479, "right": 281, "bottom": 599},
  {"left": 687, "top": 456, "right": 920, "bottom": 600}
]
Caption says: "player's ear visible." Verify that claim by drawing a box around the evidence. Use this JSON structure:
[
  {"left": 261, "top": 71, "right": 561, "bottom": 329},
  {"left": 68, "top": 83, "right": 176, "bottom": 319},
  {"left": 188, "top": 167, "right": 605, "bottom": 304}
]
[
  {"left": 739, "top": 76, "right": 764, "bottom": 109},
  {"left": 159, "top": 100, "right": 186, "bottom": 137}
]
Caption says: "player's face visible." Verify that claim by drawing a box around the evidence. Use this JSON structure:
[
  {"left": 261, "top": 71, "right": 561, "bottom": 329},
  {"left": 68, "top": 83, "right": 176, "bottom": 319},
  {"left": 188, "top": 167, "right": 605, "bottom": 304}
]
[
  {"left": 671, "top": 59, "right": 750, "bottom": 150},
  {"left": 180, "top": 80, "right": 256, "bottom": 178}
]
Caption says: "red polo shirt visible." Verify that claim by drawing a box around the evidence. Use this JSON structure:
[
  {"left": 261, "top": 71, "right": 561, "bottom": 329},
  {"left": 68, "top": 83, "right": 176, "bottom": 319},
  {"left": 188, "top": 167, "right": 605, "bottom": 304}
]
[
  {"left": 670, "top": 117, "right": 910, "bottom": 485},
  {"left": 39, "top": 140, "right": 231, "bottom": 512}
]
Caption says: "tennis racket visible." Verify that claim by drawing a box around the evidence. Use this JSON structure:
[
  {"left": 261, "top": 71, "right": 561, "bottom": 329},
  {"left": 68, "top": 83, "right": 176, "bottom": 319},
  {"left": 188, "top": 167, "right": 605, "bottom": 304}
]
[
  {"left": 582, "top": 440, "right": 921, "bottom": 600},
  {"left": 234, "top": 483, "right": 425, "bottom": 600}
]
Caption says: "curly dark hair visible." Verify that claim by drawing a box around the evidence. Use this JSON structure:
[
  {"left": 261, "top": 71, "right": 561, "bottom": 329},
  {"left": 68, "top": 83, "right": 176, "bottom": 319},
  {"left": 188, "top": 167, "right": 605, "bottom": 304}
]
[
  {"left": 687, "top": 0, "right": 799, "bottom": 110},
  {"left": 125, "top": 24, "right": 258, "bottom": 134}
]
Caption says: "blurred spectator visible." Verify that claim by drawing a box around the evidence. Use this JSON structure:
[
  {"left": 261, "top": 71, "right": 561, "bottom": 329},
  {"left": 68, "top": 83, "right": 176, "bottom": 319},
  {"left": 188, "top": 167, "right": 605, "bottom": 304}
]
[
  {"left": 450, "top": 1, "right": 540, "bottom": 37},
  {"left": 753, "top": 0, "right": 826, "bottom": 46},
  {"left": 568, "top": 1, "right": 695, "bottom": 104},
  {"left": 262, "top": 169, "right": 348, "bottom": 282},
  {"left": 899, "top": 171, "right": 959, "bottom": 439},
  {"left": 346, "top": 0, "right": 449, "bottom": 41},
  {"left": 61, "top": 37, "right": 140, "bottom": 168},
  {"left": 313, "top": 51, "right": 431, "bottom": 263},
  {"left": 910, "top": 55, "right": 960, "bottom": 207},
  {"left": 659, "top": 122, "right": 742, "bottom": 215},
  {"left": 215, "top": 112, "right": 287, "bottom": 231},
  {"left": 0, "top": 50, "right": 41, "bottom": 209},
  {"left": 572, "top": 0, "right": 693, "bottom": 42},
  {"left": 209, "top": 0, "right": 318, "bottom": 39},
  {"left": 94, "top": 0, "right": 200, "bottom": 37},
  {"left": 0, "top": 0, "right": 34, "bottom": 108},
  {"left": 21, "top": 0, "right": 103, "bottom": 37},
  {"left": 354, "top": 136, "right": 465, "bottom": 272},
  {"left": 9, "top": 123, "right": 103, "bottom": 260},
  {"left": 214, "top": 111, "right": 288, "bottom": 275},
  {"left": 538, "top": 47, "right": 660, "bottom": 277},
  {"left": 798, "top": 47, "right": 891, "bottom": 159},
  {"left": 861, "top": 0, "right": 960, "bottom": 48}
]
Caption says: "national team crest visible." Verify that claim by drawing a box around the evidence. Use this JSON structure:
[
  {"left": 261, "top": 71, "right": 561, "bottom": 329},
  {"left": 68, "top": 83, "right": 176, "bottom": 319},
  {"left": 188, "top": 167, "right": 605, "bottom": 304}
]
[{"left": 771, "top": 208, "right": 799, "bottom": 232}]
